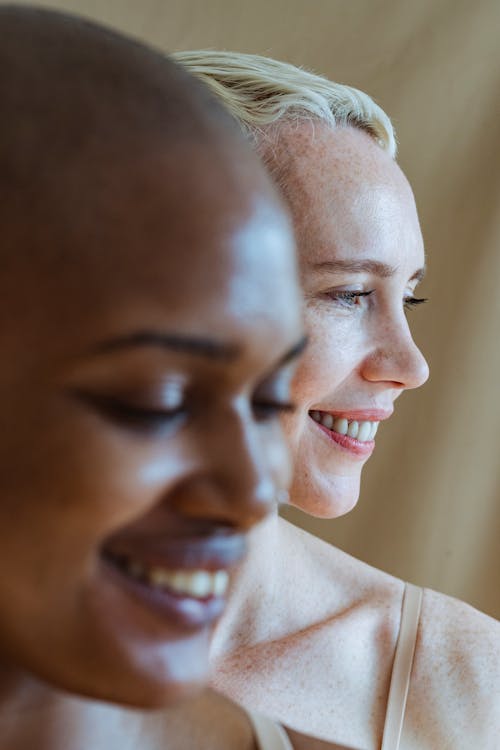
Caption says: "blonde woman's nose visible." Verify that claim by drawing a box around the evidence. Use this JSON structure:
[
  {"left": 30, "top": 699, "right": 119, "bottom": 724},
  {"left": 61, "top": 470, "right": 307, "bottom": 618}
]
[{"left": 361, "top": 320, "right": 429, "bottom": 390}]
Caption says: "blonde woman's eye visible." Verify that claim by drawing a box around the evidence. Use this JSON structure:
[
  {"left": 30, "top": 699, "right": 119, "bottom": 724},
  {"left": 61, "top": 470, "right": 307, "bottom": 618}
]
[
  {"left": 403, "top": 296, "right": 428, "bottom": 311},
  {"left": 326, "top": 290, "right": 374, "bottom": 307}
]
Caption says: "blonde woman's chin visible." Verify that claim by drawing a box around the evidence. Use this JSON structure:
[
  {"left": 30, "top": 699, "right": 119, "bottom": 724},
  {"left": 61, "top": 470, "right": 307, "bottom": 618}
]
[{"left": 286, "top": 471, "right": 362, "bottom": 519}]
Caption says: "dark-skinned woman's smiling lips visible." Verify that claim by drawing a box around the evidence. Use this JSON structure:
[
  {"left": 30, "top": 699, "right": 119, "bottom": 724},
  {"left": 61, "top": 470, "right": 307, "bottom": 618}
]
[{"left": 100, "top": 531, "right": 246, "bottom": 630}]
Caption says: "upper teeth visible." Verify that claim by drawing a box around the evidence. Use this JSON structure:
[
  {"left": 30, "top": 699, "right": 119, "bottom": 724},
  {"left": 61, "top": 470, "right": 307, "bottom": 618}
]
[
  {"left": 121, "top": 558, "right": 229, "bottom": 599},
  {"left": 309, "top": 411, "right": 379, "bottom": 441}
]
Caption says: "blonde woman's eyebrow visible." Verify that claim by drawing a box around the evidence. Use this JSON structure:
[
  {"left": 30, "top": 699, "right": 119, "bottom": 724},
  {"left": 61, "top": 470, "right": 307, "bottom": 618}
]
[
  {"left": 311, "top": 259, "right": 426, "bottom": 282},
  {"left": 410, "top": 267, "right": 426, "bottom": 282}
]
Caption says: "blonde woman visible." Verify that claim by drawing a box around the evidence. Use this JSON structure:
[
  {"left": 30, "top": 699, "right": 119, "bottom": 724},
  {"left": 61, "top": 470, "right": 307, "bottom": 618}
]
[{"left": 175, "top": 51, "right": 500, "bottom": 750}]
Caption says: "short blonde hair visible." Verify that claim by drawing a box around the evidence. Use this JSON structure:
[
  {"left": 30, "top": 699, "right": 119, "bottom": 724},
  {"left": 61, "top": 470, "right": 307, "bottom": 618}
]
[{"left": 173, "top": 49, "right": 396, "bottom": 158}]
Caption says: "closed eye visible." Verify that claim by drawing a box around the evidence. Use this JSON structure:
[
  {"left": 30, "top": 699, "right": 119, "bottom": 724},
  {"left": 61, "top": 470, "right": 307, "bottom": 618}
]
[{"left": 72, "top": 391, "right": 186, "bottom": 435}]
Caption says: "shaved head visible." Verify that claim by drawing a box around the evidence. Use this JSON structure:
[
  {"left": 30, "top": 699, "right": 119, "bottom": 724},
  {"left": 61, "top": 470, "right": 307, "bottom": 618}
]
[
  {"left": 0, "top": 5, "right": 237, "bottom": 169},
  {"left": 0, "top": 5, "right": 295, "bottom": 370},
  {"left": 0, "top": 5, "right": 278, "bottom": 267}
]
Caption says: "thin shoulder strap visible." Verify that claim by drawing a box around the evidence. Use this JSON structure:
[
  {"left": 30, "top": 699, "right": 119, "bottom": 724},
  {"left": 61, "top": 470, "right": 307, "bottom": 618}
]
[
  {"left": 381, "top": 583, "right": 423, "bottom": 750},
  {"left": 247, "top": 711, "right": 294, "bottom": 750}
]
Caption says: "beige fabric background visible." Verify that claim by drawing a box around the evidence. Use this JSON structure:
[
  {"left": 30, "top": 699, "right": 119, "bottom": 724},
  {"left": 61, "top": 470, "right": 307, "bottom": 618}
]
[{"left": 10, "top": 0, "right": 499, "bottom": 618}]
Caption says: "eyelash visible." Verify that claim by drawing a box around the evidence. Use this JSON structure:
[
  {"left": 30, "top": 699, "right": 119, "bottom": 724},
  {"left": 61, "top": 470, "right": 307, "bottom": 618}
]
[
  {"left": 328, "top": 290, "right": 374, "bottom": 306},
  {"left": 328, "top": 290, "right": 428, "bottom": 311},
  {"left": 72, "top": 390, "right": 184, "bottom": 435},
  {"left": 78, "top": 392, "right": 295, "bottom": 434},
  {"left": 93, "top": 397, "right": 185, "bottom": 433},
  {"left": 253, "top": 400, "right": 296, "bottom": 421},
  {"left": 403, "top": 296, "right": 428, "bottom": 311},
  {"left": 112, "top": 400, "right": 295, "bottom": 429}
]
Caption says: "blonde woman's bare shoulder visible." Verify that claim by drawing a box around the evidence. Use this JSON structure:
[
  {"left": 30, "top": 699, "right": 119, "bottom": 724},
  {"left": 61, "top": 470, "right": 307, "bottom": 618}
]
[
  {"left": 278, "top": 516, "right": 404, "bottom": 609},
  {"left": 404, "top": 588, "right": 500, "bottom": 749}
]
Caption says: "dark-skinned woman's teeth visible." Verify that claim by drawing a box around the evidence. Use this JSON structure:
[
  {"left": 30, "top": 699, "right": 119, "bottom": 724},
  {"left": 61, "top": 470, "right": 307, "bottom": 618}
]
[
  {"left": 309, "top": 411, "right": 379, "bottom": 441},
  {"left": 112, "top": 556, "right": 229, "bottom": 598}
]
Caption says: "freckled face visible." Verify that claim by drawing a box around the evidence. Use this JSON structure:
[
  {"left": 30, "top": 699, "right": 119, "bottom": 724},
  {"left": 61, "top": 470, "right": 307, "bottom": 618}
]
[
  {"left": 0, "top": 143, "right": 302, "bottom": 706},
  {"left": 267, "top": 125, "right": 429, "bottom": 517}
]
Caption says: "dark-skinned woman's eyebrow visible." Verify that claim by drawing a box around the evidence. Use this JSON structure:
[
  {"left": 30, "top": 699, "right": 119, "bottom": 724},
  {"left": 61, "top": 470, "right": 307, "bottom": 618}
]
[{"left": 89, "top": 331, "right": 240, "bottom": 362}]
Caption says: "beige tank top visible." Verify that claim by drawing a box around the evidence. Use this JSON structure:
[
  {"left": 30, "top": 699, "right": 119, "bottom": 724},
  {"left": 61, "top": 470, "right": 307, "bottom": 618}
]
[
  {"left": 248, "top": 711, "right": 294, "bottom": 750},
  {"left": 381, "top": 583, "right": 423, "bottom": 750}
]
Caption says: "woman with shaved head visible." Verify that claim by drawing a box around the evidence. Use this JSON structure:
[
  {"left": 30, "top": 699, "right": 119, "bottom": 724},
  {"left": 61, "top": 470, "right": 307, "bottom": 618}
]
[
  {"left": 176, "top": 50, "right": 500, "bottom": 750},
  {"left": 0, "top": 7, "right": 354, "bottom": 750}
]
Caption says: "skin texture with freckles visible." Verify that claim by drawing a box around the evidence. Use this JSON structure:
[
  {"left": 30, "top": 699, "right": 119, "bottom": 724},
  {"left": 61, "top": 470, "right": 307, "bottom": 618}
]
[
  {"left": 210, "top": 122, "right": 500, "bottom": 750},
  {"left": 277, "top": 125, "right": 429, "bottom": 517}
]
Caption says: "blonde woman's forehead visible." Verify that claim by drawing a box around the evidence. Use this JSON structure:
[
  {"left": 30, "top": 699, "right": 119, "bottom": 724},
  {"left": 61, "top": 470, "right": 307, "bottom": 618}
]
[
  {"left": 262, "top": 124, "right": 423, "bottom": 269},
  {"left": 267, "top": 122, "right": 395, "bottom": 183},
  {"left": 259, "top": 123, "right": 400, "bottom": 215}
]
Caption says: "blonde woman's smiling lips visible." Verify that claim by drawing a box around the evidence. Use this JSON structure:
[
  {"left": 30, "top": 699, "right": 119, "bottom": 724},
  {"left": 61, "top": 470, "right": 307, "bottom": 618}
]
[
  {"left": 309, "top": 408, "right": 393, "bottom": 458},
  {"left": 100, "top": 533, "right": 246, "bottom": 630}
]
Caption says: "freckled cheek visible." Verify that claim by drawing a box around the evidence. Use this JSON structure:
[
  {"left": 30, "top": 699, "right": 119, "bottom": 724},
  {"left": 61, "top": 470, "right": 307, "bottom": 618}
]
[{"left": 290, "top": 315, "right": 360, "bottom": 405}]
